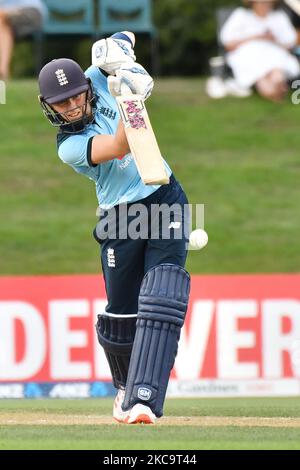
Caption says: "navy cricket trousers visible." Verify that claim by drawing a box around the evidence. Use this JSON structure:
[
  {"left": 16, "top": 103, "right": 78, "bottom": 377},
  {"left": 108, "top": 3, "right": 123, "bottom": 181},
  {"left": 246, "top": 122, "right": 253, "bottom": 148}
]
[{"left": 94, "top": 174, "right": 189, "bottom": 315}]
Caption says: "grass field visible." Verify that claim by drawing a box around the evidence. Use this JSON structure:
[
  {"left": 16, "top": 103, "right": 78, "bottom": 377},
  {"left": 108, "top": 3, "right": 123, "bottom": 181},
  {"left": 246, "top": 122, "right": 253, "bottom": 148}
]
[
  {"left": 0, "top": 397, "right": 300, "bottom": 450},
  {"left": 1, "top": 79, "right": 300, "bottom": 275}
]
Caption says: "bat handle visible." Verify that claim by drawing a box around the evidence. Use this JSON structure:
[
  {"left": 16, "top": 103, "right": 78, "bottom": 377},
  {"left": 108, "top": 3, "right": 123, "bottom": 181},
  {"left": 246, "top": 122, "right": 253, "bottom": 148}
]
[{"left": 120, "top": 82, "right": 132, "bottom": 96}]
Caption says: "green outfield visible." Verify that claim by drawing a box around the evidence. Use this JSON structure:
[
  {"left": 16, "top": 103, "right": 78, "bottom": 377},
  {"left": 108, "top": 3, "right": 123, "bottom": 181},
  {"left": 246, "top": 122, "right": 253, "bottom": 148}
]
[
  {"left": 1, "top": 79, "right": 300, "bottom": 275},
  {"left": 0, "top": 397, "right": 300, "bottom": 450}
]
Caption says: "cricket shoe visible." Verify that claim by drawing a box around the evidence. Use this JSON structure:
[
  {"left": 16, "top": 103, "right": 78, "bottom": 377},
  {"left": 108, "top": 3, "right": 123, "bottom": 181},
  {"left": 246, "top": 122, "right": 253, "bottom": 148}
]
[
  {"left": 113, "top": 389, "right": 126, "bottom": 423},
  {"left": 113, "top": 390, "right": 156, "bottom": 424},
  {"left": 122, "top": 403, "right": 156, "bottom": 425}
]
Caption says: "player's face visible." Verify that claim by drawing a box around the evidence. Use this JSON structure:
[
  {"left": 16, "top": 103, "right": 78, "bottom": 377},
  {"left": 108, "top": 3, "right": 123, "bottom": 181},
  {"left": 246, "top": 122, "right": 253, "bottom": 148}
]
[{"left": 52, "top": 92, "right": 91, "bottom": 122}]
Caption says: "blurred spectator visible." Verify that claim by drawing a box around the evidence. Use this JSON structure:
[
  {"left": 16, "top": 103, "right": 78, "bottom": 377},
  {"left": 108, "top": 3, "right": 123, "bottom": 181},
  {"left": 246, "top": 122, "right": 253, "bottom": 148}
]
[
  {"left": 0, "top": 0, "right": 47, "bottom": 80},
  {"left": 220, "top": 0, "right": 300, "bottom": 101}
]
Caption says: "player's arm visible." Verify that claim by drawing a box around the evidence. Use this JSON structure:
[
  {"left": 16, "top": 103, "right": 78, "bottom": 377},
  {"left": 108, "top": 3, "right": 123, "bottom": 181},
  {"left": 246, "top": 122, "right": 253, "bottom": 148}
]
[
  {"left": 89, "top": 66, "right": 153, "bottom": 166},
  {"left": 90, "top": 120, "right": 130, "bottom": 165},
  {"left": 89, "top": 31, "right": 153, "bottom": 166}
]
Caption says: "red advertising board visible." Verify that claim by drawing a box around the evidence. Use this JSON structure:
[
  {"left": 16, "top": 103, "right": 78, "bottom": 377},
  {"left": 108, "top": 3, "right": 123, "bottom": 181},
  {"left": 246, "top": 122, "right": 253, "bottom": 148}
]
[{"left": 0, "top": 274, "right": 300, "bottom": 387}]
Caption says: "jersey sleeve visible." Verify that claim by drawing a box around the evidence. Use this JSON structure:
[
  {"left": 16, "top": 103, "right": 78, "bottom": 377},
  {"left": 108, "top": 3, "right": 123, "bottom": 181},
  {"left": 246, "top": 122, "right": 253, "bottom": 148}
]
[
  {"left": 85, "top": 65, "right": 108, "bottom": 90},
  {"left": 58, "top": 134, "right": 94, "bottom": 168}
]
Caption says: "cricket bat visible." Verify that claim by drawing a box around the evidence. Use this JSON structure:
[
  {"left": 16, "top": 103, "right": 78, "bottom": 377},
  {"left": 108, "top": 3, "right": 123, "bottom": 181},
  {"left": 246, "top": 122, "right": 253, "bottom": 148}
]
[
  {"left": 116, "top": 85, "right": 169, "bottom": 186},
  {"left": 284, "top": 0, "right": 300, "bottom": 16}
]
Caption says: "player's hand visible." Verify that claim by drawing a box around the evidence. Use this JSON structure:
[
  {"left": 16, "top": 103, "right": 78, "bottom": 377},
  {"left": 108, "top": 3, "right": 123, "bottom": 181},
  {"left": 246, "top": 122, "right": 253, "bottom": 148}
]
[
  {"left": 108, "top": 63, "right": 154, "bottom": 101},
  {"left": 91, "top": 32, "right": 136, "bottom": 75}
]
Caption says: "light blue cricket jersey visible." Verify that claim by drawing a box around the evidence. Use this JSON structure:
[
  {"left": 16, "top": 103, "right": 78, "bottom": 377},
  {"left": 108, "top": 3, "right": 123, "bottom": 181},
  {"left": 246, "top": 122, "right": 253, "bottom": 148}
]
[{"left": 57, "top": 66, "right": 172, "bottom": 209}]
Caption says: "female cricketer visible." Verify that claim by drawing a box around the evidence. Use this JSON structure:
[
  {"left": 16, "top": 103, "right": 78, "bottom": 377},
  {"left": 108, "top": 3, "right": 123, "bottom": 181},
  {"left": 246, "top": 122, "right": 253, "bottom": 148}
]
[{"left": 38, "top": 32, "right": 190, "bottom": 424}]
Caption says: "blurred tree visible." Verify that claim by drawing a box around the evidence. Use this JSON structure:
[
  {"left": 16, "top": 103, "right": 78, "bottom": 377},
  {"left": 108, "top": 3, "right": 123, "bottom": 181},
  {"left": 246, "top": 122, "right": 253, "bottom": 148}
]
[{"left": 153, "top": 0, "right": 240, "bottom": 75}]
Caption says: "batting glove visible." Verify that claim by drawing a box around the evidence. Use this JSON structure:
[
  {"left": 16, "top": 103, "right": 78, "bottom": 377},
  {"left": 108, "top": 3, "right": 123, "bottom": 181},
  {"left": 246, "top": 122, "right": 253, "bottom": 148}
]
[
  {"left": 108, "top": 63, "right": 154, "bottom": 101},
  {"left": 92, "top": 32, "right": 136, "bottom": 76}
]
